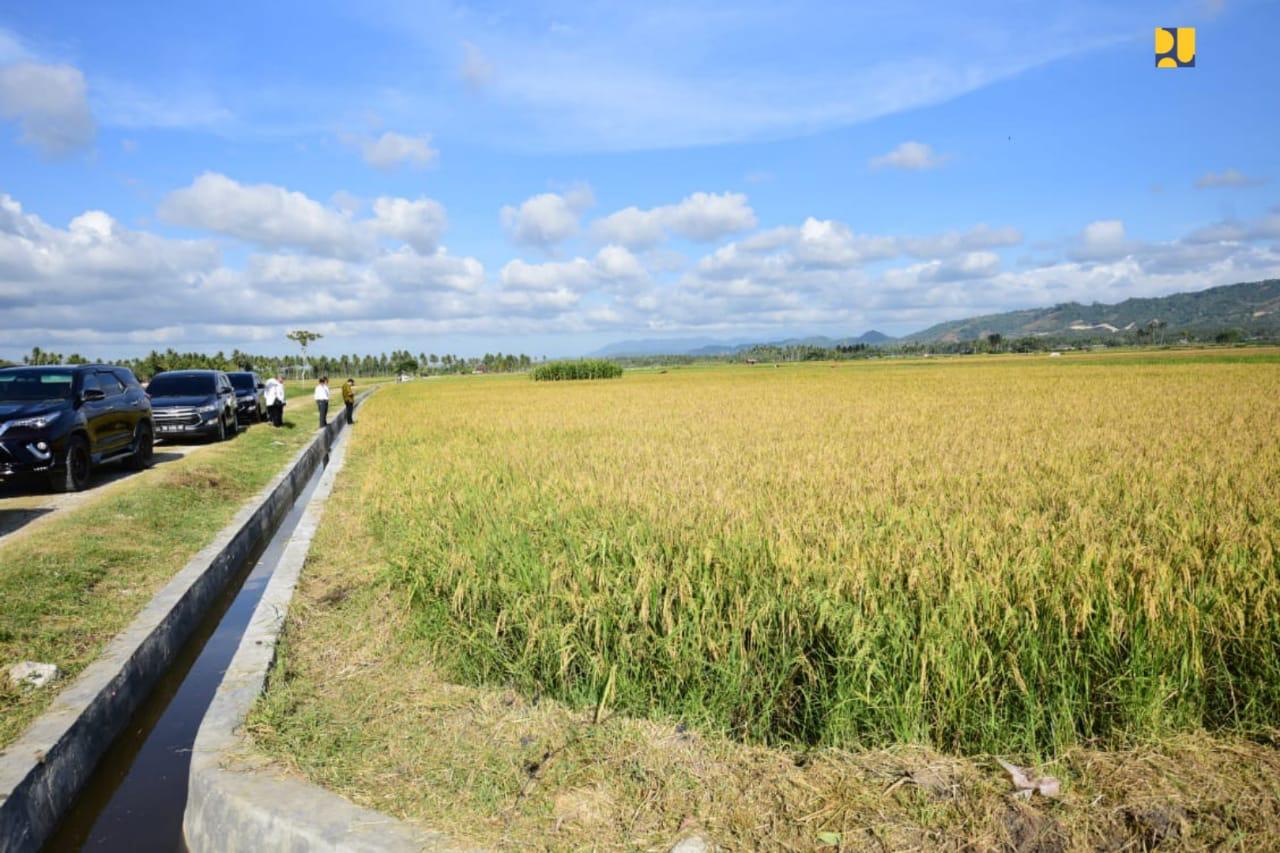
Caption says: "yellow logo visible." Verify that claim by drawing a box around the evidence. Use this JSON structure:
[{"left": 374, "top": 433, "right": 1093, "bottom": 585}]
[{"left": 1156, "top": 27, "right": 1195, "bottom": 68}]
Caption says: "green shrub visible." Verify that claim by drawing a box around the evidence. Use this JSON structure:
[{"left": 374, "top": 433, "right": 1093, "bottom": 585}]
[{"left": 531, "top": 359, "right": 623, "bottom": 381}]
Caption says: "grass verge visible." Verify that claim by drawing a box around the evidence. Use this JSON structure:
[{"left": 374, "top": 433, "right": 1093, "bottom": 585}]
[{"left": 0, "top": 416, "right": 317, "bottom": 747}]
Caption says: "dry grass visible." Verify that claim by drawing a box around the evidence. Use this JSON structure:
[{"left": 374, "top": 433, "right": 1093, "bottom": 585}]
[{"left": 252, "top": 351, "right": 1280, "bottom": 848}]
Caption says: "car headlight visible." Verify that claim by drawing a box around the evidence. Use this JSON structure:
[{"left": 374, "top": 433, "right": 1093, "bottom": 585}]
[
  {"left": 6, "top": 412, "right": 61, "bottom": 430},
  {"left": 199, "top": 404, "right": 221, "bottom": 414}
]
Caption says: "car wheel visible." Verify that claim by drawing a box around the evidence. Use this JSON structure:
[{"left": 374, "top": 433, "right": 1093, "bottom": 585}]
[
  {"left": 216, "top": 415, "right": 227, "bottom": 442},
  {"left": 126, "top": 422, "right": 154, "bottom": 470},
  {"left": 228, "top": 412, "right": 240, "bottom": 437},
  {"left": 50, "top": 435, "right": 91, "bottom": 493}
]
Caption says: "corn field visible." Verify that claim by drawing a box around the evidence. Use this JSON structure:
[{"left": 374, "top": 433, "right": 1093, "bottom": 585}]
[{"left": 352, "top": 354, "right": 1280, "bottom": 754}]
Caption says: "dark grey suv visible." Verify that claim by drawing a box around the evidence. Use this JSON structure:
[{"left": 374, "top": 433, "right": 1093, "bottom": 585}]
[
  {"left": 227, "top": 371, "right": 267, "bottom": 423},
  {"left": 146, "top": 370, "right": 240, "bottom": 441},
  {"left": 0, "top": 364, "right": 155, "bottom": 492}
]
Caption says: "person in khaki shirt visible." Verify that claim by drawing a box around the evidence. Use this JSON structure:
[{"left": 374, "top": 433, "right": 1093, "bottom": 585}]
[{"left": 342, "top": 378, "right": 355, "bottom": 424}]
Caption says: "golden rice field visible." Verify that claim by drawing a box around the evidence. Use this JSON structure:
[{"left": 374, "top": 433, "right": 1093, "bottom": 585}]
[{"left": 350, "top": 352, "right": 1280, "bottom": 755}]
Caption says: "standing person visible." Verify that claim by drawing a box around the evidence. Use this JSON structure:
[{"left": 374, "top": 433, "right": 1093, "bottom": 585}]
[
  {"left": 264, "top": 374, "right": 286, "bottom": 427},
  {"left": 342, "top": 378, "right": 356, "bottom": 425},
  {"left": 314, "top": 376, "right": 329, "bottom": 428}
]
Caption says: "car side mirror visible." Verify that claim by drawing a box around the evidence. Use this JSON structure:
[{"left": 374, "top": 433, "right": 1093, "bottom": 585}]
[
  {"left": 257, "top": 383, "right": 265, "bottom": 390},
  {"left": 81, "top": 388, "right": 106, "bottom": 402}
]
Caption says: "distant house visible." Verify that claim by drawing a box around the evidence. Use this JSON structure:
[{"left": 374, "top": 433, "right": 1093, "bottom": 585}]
[
  {"left": 473, "top": 364, "right": 488, "bottom": 374},
  {"left": 745, "top": 358, "right": 758, "bottom": 365}
]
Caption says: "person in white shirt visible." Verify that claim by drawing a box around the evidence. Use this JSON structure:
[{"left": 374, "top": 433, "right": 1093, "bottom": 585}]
[
  {"left": 264, "top": 374, "right": 286, "bottom": 427},
  {"left": 314, "top": 376, "right": 330, "bottom": 429}
]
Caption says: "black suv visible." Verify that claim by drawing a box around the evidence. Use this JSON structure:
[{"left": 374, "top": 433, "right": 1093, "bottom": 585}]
[
  {"left": 0, "top": 364, "right": 155, "bottom": 492},
  {"left": 147, "top": 370, "right": 239, "bottom": 441},
  {"left": 227, "top": 371, "right": 267, "bottom": 424}
]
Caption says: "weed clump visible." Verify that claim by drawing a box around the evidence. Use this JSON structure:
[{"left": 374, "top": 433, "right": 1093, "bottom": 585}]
[{"left": 531, "top": 360, "right": 623, "bottom": 381}]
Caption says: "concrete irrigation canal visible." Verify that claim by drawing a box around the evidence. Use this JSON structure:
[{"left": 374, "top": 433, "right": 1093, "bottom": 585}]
[
  {"left": 46, "top": 458, "right": 328, "bottom": 850},
  {"left": 0, "top": 392, "right": 375, "bottom": 852}
]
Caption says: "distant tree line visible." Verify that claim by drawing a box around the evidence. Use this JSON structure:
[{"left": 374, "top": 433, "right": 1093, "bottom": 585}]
[
  {"left": 12, "top": 346, "right": 536, "bottom": 380},
  {"left": 607, "top": 326, "right": 1277, "bottom": 366},
  {"left": 6, "top": 323, "right": 1272, "bottom": 377}
]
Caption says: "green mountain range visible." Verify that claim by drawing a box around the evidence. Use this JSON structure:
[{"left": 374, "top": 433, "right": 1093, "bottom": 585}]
[{"left": 901, "top": 279, "right": 1280, "bottom": 343}]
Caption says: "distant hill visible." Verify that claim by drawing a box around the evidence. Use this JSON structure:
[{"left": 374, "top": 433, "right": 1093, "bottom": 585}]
[
  {"left": 590, "top": 330, "right": 894, "bottom": 357},
  {"left": 901, "top": 279, "right": 1280, "bottom": 343},
  {"left": 760, "top": 331, "right": 894, "bottom": 349},
  {"left": 588, "top": 337, "right": 755, "bottom": 357},
  {"left": 585, "top": 281, "right": 1280, "bottom": 357}
]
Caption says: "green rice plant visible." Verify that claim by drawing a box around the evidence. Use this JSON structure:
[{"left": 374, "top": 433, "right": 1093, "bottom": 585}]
[{"left": 531, "top": 359, "right": 623, "bottom": 381}]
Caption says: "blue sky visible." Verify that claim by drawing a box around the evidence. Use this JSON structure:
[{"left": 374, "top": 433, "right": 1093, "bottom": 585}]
[{"left": 1, "top": 0, "right": 1278, "bottom": 360}]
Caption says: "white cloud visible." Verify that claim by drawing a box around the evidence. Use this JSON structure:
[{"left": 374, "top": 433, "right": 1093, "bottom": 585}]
[
  {"left": 870, "top": 141, "right": 948, "bottom": 171},
  {"left": 791, "top": 218, "right": 898, "bottom": 268},
  {"left": 370, "top": 247, "right": 485, "bottom": 293},
  {"left": 7, "top": 175, "right": 1280, "bottom": 355},
  {"left": 244, "top": 253, "right": 358, "bottom": 297},
  {"left": 592, "top": 206, "right": 665, "bottom": 249},
  {"left": 371, "top": 197, "right": 446, "bottom": 254},
  {"left": 494, "top": 286, "right": 581, "bottom": 313},
  {"left": 662, "top": 208, "right": 1280, "bottom": 332},
  {"left": 384, "top": 5, "right": 1139, "bottom": 152},
  {"left": 591, "top": 191, "right": 756, "bottom": 248},
  {"left": 0, "top": 61, "right": 95, "bottom": 155},
  {"left": 699, "top": 218, "right": 898, "bottom": 280},
  {"left": 894, "top": 251, "right": 1002, "bottom": 284},
  {"left": 160, "top": 173, "right": 451, "bottom": 259},
  {"left": 501, "top": 257, "right": 594, "bottom": 292},
  {"left": 0, "top": 29, "right": 24, "bottom": 64},
  {"left": 330, "top": 190, "right": 363, "bottom": 215},
  {"left": 499, "top": 245, "right": 645, "bottom": 294},
  {"left": 90, "top": 78, "right": 233, "bottom": 132},
  {"left": 160, "top": 172, "right": 367, "bottom": 257},
  {"left": 360, "top": 131, "right": 438, "bottom": 170},
  {"left": 900, "top": 224, "right": 1022, "bottom": 258},
  {"left": 664, "top": 192, "right": 758, "bottom": 241},
  {"left": 0, "top": 187, "right": 492, "bottom": 347},
  {"left": 1071, "top": 219, "right": 1133, "bottom": 261},
  {"left": 1185, "top": 212, "right": 1280, "bottom": 245},
  {"left": 460, "top": 41, "right": 494, "bottom": 90},
  {"left": 1195, "top": 168, "right": 1267, "bottom": 189},
  {"left": 0, "top": 193, "right": 218, "bottom": 310},
  {"left": 593, "top": 244, "right": 647, "bottom": 281},
  {"left": 500, "top": 185, "right": 595, "bottom": 249}
]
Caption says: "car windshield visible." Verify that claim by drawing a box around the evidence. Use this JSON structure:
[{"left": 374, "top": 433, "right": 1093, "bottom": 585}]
[
  {"left": 228, "top": 373, "right": 257, "bottom": 392},
  {"left": 146, "top": 373, "right": 215, "bottom": 396},
  {"left": 0, "top": 369, "right": 76, "bottom": 402}
]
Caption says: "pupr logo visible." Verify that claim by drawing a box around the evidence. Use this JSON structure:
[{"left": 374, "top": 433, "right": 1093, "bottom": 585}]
[{"left": 1156, "top": 27, "right": 1195, "bottom": 68}]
